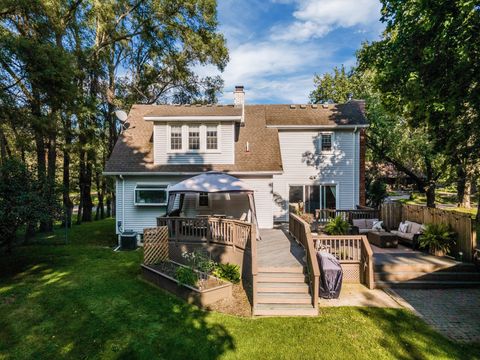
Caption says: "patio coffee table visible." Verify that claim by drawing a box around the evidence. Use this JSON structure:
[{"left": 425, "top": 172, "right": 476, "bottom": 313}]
[{"left": 367, "top": 231, "right": 398, "bottom": 248}]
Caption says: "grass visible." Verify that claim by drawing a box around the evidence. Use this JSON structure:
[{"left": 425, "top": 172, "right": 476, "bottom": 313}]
[
  {"left": 398, "top": 192, "right": 478, "bottom": 217},
  {"left": 1, "top": 219, "right": 479, "bottom": 359}
]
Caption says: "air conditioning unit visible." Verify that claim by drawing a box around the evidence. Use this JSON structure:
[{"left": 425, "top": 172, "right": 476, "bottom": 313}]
[{"left": 119, "top": 230, "right": 138, "bottom": 250}]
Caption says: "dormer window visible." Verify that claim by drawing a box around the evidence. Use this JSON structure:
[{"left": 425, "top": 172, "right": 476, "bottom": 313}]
[
  {"left": 188, "top": 125, "right": 200, "bottom": 150},
  {"left": 170, "top": 126, "right": 182, "bottom": 150},
  {"left": 206, "top": 125, "right": 218, "bottom": 150},
  {"left": 167, "top": 123, "right": 220, "bottom": 153}
]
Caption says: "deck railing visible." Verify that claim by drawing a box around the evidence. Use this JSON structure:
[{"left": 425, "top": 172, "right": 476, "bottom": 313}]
[
  {"left": 156, "top": 216, "right": 252, "bottom": 251},
  {"left": 315, "top": 208, "right": 380, "bottom": 225},
  {"left": 289, "top": 213, "right": 320, "bottom": 310},
  {"left": 313, "top": 234, "right": 374, "bottom": 289}
]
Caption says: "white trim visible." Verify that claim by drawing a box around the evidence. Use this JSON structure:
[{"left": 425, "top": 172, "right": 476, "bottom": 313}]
[
  {"left": 267, "top": 124, "right": 369, "bottom": 129},
  {"left": 318, "top": 131, "right": 334, "bottom": 154},
  {"left": 166, "top": 123, "right": 221, "bottom": 154},
  {"left": 134, "top": 183, "right": 169, "bottom": 206},
  {"left": 144, "top": 116, "right": 242, "bottom": 121}
]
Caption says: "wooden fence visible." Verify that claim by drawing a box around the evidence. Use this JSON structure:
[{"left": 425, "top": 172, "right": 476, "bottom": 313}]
[{"left": 381, "top": 202, "right": 478, "bottom": 261}]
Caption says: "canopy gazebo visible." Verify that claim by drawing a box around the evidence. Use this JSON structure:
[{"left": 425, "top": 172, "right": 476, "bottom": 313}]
[{"left": 163, "top": 172, "right": 260, "bottom": 239}]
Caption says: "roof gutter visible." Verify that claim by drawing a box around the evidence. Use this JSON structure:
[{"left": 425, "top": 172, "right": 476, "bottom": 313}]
[
  {"left": 103, "top": 170, "right": 283, "bottom": 176},
  {"left": 266, "top": 124, "right": 369, "bottom": 129},
  {"left": 143, "top": 116, "right": 242, "bottom": 122}
]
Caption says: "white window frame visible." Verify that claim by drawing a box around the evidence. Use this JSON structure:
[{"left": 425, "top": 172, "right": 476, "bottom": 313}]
[
  {"left": 166, "top": 123, "right": 221, "bottom": 154},
  {"left": 287, "top": 183, "right": 339, "bottom": 211},
  {"left": 134, "top": 183, "right": 169, "bottom": 206},
  {"left": 319, "top": 132, "right": 334, "bottom": 154}
]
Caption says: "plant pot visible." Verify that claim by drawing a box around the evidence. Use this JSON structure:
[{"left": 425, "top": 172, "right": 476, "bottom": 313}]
[{"left": 429, "top": 246, "right": 445, "bottom": 257}]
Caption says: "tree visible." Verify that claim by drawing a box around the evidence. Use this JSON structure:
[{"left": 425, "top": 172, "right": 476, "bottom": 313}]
[
  {"left": 358, "top": 0, "right": 480, "bottom": 209},
  {"left": 310, "top": 65, "right": 354, "bottom": 104},
  {"left": 0, "top": 159, "right": 42, "bottom": 252}
]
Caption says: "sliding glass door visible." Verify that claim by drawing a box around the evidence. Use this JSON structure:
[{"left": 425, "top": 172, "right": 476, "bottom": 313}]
[{"left": 289, "top": 184, "right": 336, "bottom": 214}]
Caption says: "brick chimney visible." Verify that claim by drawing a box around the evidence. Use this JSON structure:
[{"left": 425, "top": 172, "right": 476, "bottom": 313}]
[{"left": 234, "top": 85, "right": 245, "bottom": 107}]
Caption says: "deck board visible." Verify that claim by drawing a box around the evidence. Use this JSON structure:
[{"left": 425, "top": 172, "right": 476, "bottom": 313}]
[{"left": 258, "top": 226, "right": 305, "bottom": 269}]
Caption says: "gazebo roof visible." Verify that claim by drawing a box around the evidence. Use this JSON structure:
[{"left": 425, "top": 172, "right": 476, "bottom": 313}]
[{"left": 168, "top": 172, "right": 254, "bottom": 193}]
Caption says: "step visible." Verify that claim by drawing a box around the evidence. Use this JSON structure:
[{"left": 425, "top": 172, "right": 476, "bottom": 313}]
[
  {"left": 257, "top": 282, "right": 310, "bottom": 293},
  {"left": 253, "top": 303, "right": 317, "bottom": 316},
  {"left": 258, "top": 266, "right": 305, "bottom": 274},
  {"left": 257, "top": 272, "right": 307, "bottom": 283},
  {"left": 374, "top": 262, "right": 476, "bottom": 274},
  {"left": 257, "top": 292, "right": 312, "bottom": 304},
  {"left": 375, "top": 271, "right": 480, "bottom": 282},
  {"left": 375, "top": 280, "right": 480, "bottom": 289}
]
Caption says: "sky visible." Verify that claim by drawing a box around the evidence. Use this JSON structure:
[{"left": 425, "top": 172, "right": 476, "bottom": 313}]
[{"left": 202, "top": 0, "right": 385, "bottom": 104}]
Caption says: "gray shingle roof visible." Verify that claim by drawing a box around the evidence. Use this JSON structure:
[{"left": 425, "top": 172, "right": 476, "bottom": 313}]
[{"left": 104, "top": 100, "right": 366, "bottom": 174}]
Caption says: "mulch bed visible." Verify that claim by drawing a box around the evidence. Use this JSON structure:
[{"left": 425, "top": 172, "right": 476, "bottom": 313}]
[{"left": 205, "top": 278, "right": 252, "bottom": 317}]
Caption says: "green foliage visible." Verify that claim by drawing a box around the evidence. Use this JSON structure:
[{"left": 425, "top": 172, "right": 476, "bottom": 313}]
[
  {"left": 175, "top": 266, "right": 198, "bottom": 287},
  {"left": 213, "top": 263, "right": 241, "bottom": 284},
  {"left": 0, "top": 159, "right": 40, "bottom": 251},
  {"left": 419, "top": 223, "right": 456, "bottom": 254},
  {"left": 324, "top": 216, "right": 350, "bottom": 235},
  {"left": 367, "top": 179, "right": 388, "bottom": 208},
  {"left": 182, "top": 249, "right": 216, "bottom": 275},
  {"left": 309, "top": 65, "right": 366, "bottom": 104}
]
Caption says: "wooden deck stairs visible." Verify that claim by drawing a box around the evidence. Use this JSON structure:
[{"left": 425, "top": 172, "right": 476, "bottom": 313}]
[
  {"left": 254, "top": 266, "right": 317, "bottom": 316},
  {"left": 253, "top": 228, "right": 317, "bottom": 316}
]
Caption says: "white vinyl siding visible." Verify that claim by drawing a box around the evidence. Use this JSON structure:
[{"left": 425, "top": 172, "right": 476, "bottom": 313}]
[
  {"left": 115, "top": 175, "right": 274, "bottom": 233},
  {"left": 272, "top": 129, "right": 360, "bottom": 222},
  {"left": 155, "top": 122, "right": 234, "bottom": 164}
]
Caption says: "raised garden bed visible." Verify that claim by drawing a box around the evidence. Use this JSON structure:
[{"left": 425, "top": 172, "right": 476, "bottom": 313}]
[{"left": 141, "top": 260, "right": 232, "bottom": 307}]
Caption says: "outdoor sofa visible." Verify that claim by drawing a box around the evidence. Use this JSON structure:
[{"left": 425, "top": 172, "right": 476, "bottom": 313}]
[{"left": 390, "top": 220, "right": 424, "bottom": 249}]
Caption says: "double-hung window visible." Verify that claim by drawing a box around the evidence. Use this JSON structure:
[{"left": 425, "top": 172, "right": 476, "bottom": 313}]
[
  {"left": 170, "top": 126, "right": 182, "bottom": 151},
  {"left": 320, "top": 133, "right": 333, "bottom": 152},
  {"left": 168, "top": 124, "right": 219, "bottom": 152},
  {"left": 206, "top": 125, "right": 218, "bottom": 150},
  {"left": 134, "top": 184, "right": 168, "bottom": 206},
  {"left": 188, "top": 125, "right": 200, "bottom": 151}
]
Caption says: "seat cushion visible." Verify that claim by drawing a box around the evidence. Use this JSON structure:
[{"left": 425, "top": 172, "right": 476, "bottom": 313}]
[{"left": 353, "top": 219, "right": 367, "bottom": 228}]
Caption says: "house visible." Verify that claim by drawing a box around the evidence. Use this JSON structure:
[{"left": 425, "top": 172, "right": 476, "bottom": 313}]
[{"left": 104, "top": 86, "right": 368, "bottom": 234}]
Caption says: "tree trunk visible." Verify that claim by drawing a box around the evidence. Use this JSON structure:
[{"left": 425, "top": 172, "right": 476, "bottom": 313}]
[
  {"left": 462, "top": 180, "right": 472, "bottom": 209},
  {"left": 32, "top": 94, "right": 47, "bottom": 233},
  {"left": 77, "top": 146, "right": 85, "bottom": 225},
  {"left": 44, "top": 129, "right": 57, "bottom": 232},
  {"left": 62, "top": 115, "right": 74, "bottom": 228},
  {"left": 426, "top": 184, "right": 436, "bottom": 208},
  {"left": 457, "top": 164, "right": 467, "bottom": 207}
]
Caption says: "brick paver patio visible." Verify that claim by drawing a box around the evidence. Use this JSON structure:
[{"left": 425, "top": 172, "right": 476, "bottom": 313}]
[{"left": 394, "top": 288, "right": 480, "bottom": 342}]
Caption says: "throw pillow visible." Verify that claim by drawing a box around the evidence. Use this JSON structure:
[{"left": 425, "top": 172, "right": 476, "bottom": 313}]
[
  {"left": 399, "top": 222, "right": 410, "bottom": 233},
  {"left": 372, "top": 220, "right": 383, "bottom": 231}
]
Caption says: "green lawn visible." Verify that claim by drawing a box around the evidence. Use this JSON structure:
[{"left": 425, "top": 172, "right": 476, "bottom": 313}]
[
  {"left": 1, "top": 219, "right": 479, "bottom": 359},
  {"left": 399, "top": 192, "right": 478, "bottom": 217}
]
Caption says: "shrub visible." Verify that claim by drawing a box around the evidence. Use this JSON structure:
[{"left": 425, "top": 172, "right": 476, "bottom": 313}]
[
  {"left": 324, "top": 216, "right": 350, "bottom": 235},
  {"left": 418, "top": 223, "right": 456, "bottom": 255},
  {"left": 366, "top": 179, "right": 387, "bottom": 208},
  {"left": 175, "top": 266, "right": 198, "bottom": 287},
  {"left": 213, "top": 263, "right": 241, "bottom": 284}
]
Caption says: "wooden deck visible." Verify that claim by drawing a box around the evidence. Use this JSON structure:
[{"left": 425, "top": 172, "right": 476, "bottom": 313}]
[{"left": 258, "top": 226, "right": 305, "bottom": 271}]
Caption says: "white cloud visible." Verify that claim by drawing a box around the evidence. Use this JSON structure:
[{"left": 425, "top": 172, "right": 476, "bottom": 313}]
[{"left": 272, "top": 0, "right": 382, "bottom": 41}]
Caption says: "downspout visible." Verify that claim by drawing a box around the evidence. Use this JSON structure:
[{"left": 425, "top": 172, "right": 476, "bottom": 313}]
[
  {"left": 115, "top": 175, "right": 125, "bottom": 251},
  {"left": 353, "top": 127, "right": 358, "bottom": 208}
]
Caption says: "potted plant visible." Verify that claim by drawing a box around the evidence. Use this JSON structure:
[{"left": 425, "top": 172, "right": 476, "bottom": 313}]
[
  {"left": 418, "top": 223, "right": 456, "bottom": 257},
  {"left": 323, "top": 216, "right": 350, "bottom": 235}
]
